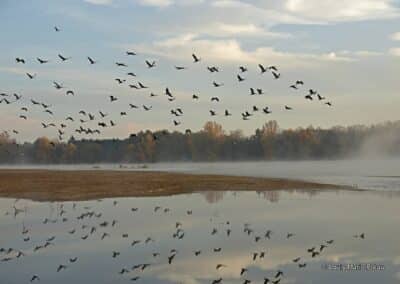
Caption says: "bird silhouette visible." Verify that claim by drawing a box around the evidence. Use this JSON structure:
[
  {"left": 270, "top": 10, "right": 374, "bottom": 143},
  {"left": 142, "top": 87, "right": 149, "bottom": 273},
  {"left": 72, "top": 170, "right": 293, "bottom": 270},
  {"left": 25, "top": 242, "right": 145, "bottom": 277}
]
[
  {"left": 58, "top": 54, "right": 70, "bottom": 62},
  {"left": 192, "top": 53, "right": 200, "bottom": 63},
  {"left": 26, "top": 73, "right": 36, "bottom": 79},
  {"left": 37, "top": 57, "right": 49, "bottom": 64},
  {"left": 87, "top": 56, "right": 97, "bottom": 64},
  {"left": 116, "top": 62, "right": 127, "bottom": 67},
  {"left": 145, "top": 60, "right": 156, "bottom": 68},
  {"left": 258, "top": 64, "right": 267, "bottom": 73},
  {"left": 30, "top": 275, "right": 40, "bottom": 282},
  {"left": 237, "top": 74, "right": 245, "bottom": 82},
  {"left": 15, "top": 57, "right": 25, "bottom": 64}
]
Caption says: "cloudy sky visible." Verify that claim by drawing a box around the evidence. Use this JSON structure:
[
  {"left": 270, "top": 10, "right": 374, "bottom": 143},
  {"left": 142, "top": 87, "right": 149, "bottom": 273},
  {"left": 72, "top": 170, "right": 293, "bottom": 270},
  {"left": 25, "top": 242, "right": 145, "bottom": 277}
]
[{"left": 1, "top": 0, "right": 400, "bottom": 142}]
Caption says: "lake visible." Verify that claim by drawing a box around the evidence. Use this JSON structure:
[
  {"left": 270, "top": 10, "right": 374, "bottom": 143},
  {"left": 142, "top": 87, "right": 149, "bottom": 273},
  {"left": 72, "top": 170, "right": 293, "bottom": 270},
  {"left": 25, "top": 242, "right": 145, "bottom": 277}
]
[
  {"left": 2, "top": 158, "right": 400, "bottom": 190},
  {"left": 0, "top": 159, "right": 399, "bottom": 283}
]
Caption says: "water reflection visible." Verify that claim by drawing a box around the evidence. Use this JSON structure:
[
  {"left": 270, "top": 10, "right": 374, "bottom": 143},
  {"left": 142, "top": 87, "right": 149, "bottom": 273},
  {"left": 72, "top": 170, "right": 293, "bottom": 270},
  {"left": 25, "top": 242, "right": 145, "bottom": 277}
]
[
  {"left": 201, "top": 189, "right": 324, "bottom": 204},
  {"left": 0, "top": 190, "right": 399, "bottom": 284}
]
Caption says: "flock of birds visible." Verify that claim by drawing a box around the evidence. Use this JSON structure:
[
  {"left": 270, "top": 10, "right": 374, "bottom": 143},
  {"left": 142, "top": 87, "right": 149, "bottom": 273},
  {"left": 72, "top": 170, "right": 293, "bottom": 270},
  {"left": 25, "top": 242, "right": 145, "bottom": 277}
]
[
  {"left": 0, "top": 25, "right": 333, "bottom": 142},
  {"left": 1, "top": 198, "right": 366, "bottom": 283}
]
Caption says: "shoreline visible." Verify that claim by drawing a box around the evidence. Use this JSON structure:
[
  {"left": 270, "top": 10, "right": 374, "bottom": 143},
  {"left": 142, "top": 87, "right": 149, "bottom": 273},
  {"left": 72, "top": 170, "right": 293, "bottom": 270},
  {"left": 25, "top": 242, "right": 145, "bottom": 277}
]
[{"left": 0, "top": 169, "right": 361, "bottom": 202}]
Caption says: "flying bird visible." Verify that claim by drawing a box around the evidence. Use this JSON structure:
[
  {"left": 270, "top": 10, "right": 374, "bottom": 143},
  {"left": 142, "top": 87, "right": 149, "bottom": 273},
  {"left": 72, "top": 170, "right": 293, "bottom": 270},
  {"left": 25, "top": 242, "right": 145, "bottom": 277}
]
[
  {"left": 87, "top": 56, "right": 96, "bottom": 64},
  {"left": 58, "top": 54, "right": 70, "bottom": 62},
  {"left": 192, "top": 53, "right": 201, "bottom": 63}
]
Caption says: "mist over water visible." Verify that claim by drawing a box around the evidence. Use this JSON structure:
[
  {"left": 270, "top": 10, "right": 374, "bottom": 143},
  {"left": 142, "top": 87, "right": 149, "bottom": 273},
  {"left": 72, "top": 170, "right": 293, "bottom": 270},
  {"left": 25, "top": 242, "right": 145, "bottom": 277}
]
[{"left": 2, "top": 158, "right": 400, "bottom": 191}]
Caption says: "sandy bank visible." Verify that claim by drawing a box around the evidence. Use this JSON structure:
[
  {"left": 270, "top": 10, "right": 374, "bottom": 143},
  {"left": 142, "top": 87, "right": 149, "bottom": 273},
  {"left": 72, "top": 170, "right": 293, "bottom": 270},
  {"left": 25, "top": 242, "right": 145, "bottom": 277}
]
[{"left": 0, "top": 170, "right": 358, "bottom": 201}]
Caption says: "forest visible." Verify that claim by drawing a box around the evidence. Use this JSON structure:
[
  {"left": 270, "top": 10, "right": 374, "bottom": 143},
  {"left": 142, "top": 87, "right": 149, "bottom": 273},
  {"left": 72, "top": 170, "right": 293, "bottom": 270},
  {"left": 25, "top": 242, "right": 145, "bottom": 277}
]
[{"left": 1, "top": 120, "right": 399, "bottom": 164}]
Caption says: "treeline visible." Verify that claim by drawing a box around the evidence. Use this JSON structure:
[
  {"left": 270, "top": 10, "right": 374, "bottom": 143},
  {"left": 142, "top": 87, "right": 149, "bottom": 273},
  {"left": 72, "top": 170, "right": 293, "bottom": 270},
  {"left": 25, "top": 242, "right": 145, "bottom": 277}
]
[{"left": 1, "top": 120, "right": 400, "bottom": 164}]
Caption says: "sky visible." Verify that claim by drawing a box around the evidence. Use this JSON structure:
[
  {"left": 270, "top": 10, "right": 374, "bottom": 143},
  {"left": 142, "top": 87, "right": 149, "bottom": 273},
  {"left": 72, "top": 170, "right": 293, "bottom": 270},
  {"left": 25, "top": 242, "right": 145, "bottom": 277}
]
[{"left": 1, "top": 0, "right": 400, "bottom": 142}]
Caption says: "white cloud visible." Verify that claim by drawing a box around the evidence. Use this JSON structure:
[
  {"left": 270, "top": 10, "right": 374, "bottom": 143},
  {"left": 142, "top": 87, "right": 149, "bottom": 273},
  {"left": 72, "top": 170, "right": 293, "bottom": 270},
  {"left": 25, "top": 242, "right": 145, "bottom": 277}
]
[
  {"left": 338, "top": 50, "right": 384, "bottom": 57},
  {"left": 215, "top": 23, "right": 291, "bottom": 38},
  {"left": 84, "top": 0, "right": 113, "bottom": 5},
  {"left": 129, "top": 34, "right": 355, "bottom": 68},
  {"left": 390, "top": 32, "right": 400, "bottom": 41},
  {"left": 389, "top": 47, "right": 400, "bottom": 56},
  {"left": 284, "top": 0, "right": 399, "bottom": 22},
  {"left": 138, "top": 0, "right": 173, "bottom": 7}
]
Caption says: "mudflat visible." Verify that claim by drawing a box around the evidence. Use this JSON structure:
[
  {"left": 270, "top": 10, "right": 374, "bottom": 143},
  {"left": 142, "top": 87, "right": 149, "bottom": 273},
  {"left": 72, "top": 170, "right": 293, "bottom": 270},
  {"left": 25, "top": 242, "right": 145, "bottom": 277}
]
[{"left": 0, "top": 169, "right": 357, "bottom": 201}]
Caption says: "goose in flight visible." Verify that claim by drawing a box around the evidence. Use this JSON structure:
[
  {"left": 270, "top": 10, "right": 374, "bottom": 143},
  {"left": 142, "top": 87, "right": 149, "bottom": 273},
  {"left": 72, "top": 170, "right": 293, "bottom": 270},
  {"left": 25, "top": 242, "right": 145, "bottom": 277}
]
[
  {"left": 15, "top": 57, "right": 25, "bottom": 64},
  {"left": 258, "top": 64, "right": 267, "bottom": 73},
  {"left": 126, "top": 51, "right": 137, "bottom": 56},
  {"left": 216, "top": 264, "right": 227, "bottom": 270},
  {"left": 207, "top": 66, "right": 219, "bottom": 72},
  {"left": 57, "top": 265, "right": 67, "bottom": 272},
  {"left": 87, "top": 56, "right": 96, "bottom": 64},
  {"left": 116, "top": 62, "right": 127, "bottom": 67},
  {"left": 129, "top": 103, "right": 138, "bottom": 109},
  {"left": 53, "top": 81, "right": 64, "bottom": 89},
  {"left": 115, "top": 78, "right": 126, "bottom": 84},
  {"left": 299, "top": 263, "right": 307, "bottom": 268},
  {"left": 268, "top": 65, "right": 278, "bottom": 71},
  {"left": 26, "top": 73, "right": 36, "bottom": 79},
  {"left": 175, "top": 66, "right": 186, "bottom": 70},
  {"left": 138, "top": 82, "right": 148, "bottom": 89},
  {"left": 145, "top": 60, "right": 156, "bottom": 68},
  {"left": 192, "top": 53, "right": 200, "bottom": 63},
  {"left": 37, "top": 57, "right": 49, "bottom": 64},
  {"left": 58, "top": 54, "right": 70, "bottom": 62},
  {"left": 143, "top": 105, "right": 152, "bottom": 111},
  {"left": 272, "top": 71, "right": 281, "bottom": 79},
  {"left": 0, "top": 99, "right": 13, "bottom": 106},
  {"left": 30, "top": 275, "right": 40, "bottom": 282},
  {"left": 213, "top": 81, "right": 223, "bottom": 87},
  {"left": 14, "top": 93, "right": 22, "bottom": 100}
]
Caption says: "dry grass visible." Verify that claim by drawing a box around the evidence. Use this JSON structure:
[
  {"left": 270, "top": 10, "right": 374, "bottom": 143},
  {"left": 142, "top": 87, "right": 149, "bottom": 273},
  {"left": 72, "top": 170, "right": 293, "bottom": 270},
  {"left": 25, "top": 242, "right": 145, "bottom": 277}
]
[{"left": 0, "top": 170, "right": 357, "bottom": 202}]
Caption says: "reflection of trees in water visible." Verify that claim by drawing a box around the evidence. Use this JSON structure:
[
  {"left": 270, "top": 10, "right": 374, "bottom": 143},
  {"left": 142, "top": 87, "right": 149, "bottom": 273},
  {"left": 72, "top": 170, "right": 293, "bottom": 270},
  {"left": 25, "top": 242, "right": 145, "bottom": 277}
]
[
  {"left": 201, "top": 191, "right": 225, "bottom": 204},
  {"left": 201, "top": 189, "right": 324, "bottom": 204},
  {"left": 257, "top": 189, "right": 321, "bottom": 203},
  {"left": 257, "top": 190, "right": 280, "bottom": 203}
]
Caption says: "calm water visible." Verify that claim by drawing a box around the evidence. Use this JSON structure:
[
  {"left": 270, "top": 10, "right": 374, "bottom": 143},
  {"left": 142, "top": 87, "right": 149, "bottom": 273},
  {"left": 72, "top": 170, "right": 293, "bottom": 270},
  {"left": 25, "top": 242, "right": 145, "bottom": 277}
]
[
  {"left": 2, "top": 158, "right": 400, "bottom": 190},
  {"left": 0, "top": 190, "right": 399, "bottom": 284}
]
